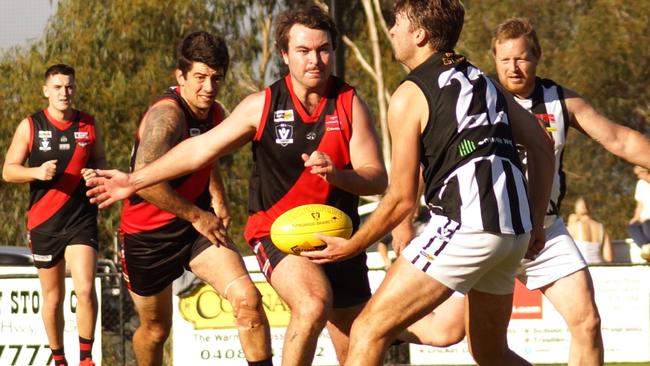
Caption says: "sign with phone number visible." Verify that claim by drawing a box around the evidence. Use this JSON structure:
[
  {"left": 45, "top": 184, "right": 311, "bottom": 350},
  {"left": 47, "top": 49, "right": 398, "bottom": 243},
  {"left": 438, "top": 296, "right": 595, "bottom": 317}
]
[
  {"left": 172, "top": 279, "right": 338, "bottom": 365},
  {"left": 0, "top": 277, "right": 102, "bottom": 366}
]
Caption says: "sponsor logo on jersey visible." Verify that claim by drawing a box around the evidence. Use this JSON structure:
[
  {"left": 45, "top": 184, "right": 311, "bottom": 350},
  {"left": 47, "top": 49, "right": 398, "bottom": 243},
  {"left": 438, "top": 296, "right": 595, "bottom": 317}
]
[
  {"left": 458, "top": 139, "right": 476, "bottom": 157},
  {"left": 60, "top": 135, "right": 68, "bottom": 142},
  {"left": 535, "top": 113, "right": 557, "bottom": 132},
  {"left": 39, "top": 139, "right": 51, "bottom": 151},
  {"left": 74, "top": 131, "right": 90, "bottom": 147},
  {"left": 189, "top": 128, "right": 201, "bottom": 136},
  {"left": 306, "top": 132, "right": 317, "bottom": 140},
  {"left": 38, "top": 131, "right": 52, "bottom": 138},
  {"left": 275, "top": 123, "right": 294, "bottom": 146},
  {"left": 325, "top": 114, "right": 341, "bottom": 131},
  {"left": 274, "top": 109, "right": 294, "bottom": 123},
  {"left": 59, "top": 143, "right": 70, "bottom": 150}
]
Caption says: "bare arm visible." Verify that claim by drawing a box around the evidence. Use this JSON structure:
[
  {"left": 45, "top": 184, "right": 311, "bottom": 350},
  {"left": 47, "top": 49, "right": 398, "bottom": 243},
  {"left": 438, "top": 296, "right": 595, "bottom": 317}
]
[
  {"left": 88, "top": 92, "right": 264, "bottom": 207},
  {"left": 3, "top": 119, "right": 58, "bottom": 183},
  {"left": 133, "top": 101, "right": 205, "bottom": 223},
  {"left": 303, "top": 81, "right": 423, "bottom": 262},
  {"left": 602, "top": 230, "right": 613, "bottom": 263},
  {"left": 565, "top": 88, "right": 650, "bottom": 169},
  {"left": 303, "top": 94, "right": 388, "bottom": 196},
  {"left": 391, "top": 169, "right": 425, "bottom": 255}
]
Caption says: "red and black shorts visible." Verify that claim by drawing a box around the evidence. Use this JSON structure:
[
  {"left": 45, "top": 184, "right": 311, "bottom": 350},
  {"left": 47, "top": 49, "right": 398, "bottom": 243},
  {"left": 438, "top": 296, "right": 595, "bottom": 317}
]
[
  {"left": 28, "top": 222, "right": 98, "bottom": 269},
  {"left": 252, "top": 236, "right": 371, "bottom": 308},
  {"left": 120, "top": 220, "right": 212, "bottom": 296}
]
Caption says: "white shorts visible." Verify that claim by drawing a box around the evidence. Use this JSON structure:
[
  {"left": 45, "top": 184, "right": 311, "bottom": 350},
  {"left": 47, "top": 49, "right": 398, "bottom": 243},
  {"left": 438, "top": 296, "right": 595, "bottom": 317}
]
[
  {"left": 517, "top": 216, "right": 587, "bottom": 290},
  {"left": 402, "top": 214, "right": 529, "bottom": 295}
]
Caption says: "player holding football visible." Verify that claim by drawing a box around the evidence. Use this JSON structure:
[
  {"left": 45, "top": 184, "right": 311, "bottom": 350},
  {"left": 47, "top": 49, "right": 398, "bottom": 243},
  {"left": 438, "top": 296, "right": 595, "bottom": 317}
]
[{"left": 87, "top": 6, "right": 386, "bottom": 366}]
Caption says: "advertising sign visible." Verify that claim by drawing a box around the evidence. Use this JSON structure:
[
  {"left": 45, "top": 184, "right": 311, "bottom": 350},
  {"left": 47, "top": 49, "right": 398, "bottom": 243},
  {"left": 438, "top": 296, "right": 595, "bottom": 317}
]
[
  {"left": 0, "top": 276, "right": 102, "bottom": 366},
  {"left": 410, "top": 265, "right": 650, "bottom": 365}
]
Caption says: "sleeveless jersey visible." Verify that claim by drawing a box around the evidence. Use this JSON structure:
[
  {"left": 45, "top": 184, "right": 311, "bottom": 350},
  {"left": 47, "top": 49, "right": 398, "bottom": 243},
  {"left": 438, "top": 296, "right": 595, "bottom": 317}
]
[
  {"left": 513, "top": 77, "right": 570, "bottom": 228},
  {"left": 27, "top": 108, "right": 98, "bottom": 233},
  {"left": 120, "top": 87, "right": 222, "bottom": 234},
  {"left": 244, "top": 75, "right": 359, "bottom": 242},
  {"left": 407, "top": 52, "right": 532, "bottom": 235}
]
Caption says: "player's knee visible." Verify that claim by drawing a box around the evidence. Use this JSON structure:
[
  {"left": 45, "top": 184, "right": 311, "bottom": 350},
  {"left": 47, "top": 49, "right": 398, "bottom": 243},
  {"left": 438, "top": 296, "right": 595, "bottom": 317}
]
[
  {"left": 228, "top": 283, "right": 266, "bottom": 330},
  {"left": 426, "top": 328, "right": 465, "bottom": 348},
  {"left": 569, "top": 309, "right": 601, "bottom": 340},
  {"left": 139, "top": 319, "right": 172, "bottom": 344},
  {"left": 73, "top": 285, "right": 96, "bottom": 304},
  {"left": 41, "top": 288, "right": 65, "bottom": 308},
  {"left": 290, "top": 294, "right": 330, "bottom": 326}
]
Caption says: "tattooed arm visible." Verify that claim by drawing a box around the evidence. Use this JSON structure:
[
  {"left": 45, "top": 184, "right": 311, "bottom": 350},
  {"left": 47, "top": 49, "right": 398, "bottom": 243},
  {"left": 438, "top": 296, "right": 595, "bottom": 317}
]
[{"left": 135, "top": 100, "right": 227, "bottom": 245}]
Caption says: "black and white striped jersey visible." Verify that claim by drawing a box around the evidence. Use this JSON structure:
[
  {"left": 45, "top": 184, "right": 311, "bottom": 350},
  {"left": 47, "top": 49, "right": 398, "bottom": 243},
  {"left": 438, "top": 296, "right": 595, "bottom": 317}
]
[
  {"left": 513, "top": 77, "right": 570, "bottom": 228},
  {"left": 406, "top": 52, "right": 532, "bottom": 235}
]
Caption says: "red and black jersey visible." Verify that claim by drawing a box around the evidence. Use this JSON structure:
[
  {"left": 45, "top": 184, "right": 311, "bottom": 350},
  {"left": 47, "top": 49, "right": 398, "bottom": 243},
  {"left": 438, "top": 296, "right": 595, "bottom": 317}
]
[
  {"left": 245, "top": 75, "right": 360, "bottom": 243},
  {"left": 27, "top": 108, "right": 98, "bottom": 233},
  {"left": 120, "top": 87, "right": 223, "bottom": 235}
]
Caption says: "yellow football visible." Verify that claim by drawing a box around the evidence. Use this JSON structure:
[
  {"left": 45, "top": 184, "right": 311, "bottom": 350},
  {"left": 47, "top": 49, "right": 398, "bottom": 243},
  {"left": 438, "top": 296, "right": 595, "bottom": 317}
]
[{"left": 270, "top": 204, "right": 353, "bottom": 255}]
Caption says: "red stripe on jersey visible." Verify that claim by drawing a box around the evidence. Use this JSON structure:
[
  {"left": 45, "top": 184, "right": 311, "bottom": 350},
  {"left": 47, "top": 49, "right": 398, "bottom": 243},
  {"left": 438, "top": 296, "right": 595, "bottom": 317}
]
[
  {"left": 27, "top": 125, "right": 91, "bottom": 230},
  {"left": 254, "top": 88, "right": 272, "bottom": 142},
  {"left": 28, "top": 116, "right": 34, "bottom": 153}
]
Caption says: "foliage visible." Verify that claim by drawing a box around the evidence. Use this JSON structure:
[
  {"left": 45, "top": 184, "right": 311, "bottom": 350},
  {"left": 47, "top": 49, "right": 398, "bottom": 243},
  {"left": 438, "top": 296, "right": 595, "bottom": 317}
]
[
  {"left": 1, "top": 0, "right": 649, "bottom": 253},
  {"left": 0, "top": 0, "right": 283, "bottom": 255}
]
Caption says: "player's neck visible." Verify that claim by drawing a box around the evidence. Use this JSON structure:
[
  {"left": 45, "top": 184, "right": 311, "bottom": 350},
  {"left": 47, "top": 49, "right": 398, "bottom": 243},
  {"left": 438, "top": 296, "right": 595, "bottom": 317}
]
[
  {"left": 290, "top": 77, "right": 329, "bottom": 115},
  {"left": 404, "top": 47, "right": 438, "bottom": 71},
  {"left": 46, "top": 106, "right": 73, "bottom": 122}
]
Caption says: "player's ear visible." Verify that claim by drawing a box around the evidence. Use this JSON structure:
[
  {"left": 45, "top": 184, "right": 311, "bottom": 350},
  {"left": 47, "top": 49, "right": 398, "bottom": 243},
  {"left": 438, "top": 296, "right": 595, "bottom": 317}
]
[
  {"left": 43, "top": 85, "right": 49, "bottom": 98},
  {"left": 414, "top": 27, "right": 428, "bottom": 47},
  {"left": 176, "top": 69, "right": 186, "bottom": 86},
  {"left": 281, "top": 50, "right": 289, "bottom": 66}
]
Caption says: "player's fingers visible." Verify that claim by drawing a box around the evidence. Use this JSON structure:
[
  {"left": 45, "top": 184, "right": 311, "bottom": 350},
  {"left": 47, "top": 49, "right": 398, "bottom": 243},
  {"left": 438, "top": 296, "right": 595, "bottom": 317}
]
[{"left": 96, "top": 194, "right": 116, "bottom": 209}]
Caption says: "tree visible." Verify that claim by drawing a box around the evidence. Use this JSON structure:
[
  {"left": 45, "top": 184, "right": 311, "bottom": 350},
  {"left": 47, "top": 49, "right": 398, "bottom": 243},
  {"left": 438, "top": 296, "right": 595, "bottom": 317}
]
[{"left": 0, "top": 0, "right": 283, "bottom": 255}]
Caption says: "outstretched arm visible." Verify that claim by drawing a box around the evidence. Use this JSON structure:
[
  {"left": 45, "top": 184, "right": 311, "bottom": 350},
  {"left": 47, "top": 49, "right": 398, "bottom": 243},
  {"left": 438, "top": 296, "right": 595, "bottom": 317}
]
[
  {"left": 88, "top": 92, "right": 264, "bottom": 207},
  {"left": 566, "top": 88, "right": 650, "bottom": 169}
]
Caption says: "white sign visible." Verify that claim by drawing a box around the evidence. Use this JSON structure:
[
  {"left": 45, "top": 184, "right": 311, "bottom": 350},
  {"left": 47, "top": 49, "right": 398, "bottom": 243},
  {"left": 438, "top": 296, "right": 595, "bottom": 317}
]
[
  {"left": 410, "top": 265, "right": 650, "bottom": 365},
  {"left": 0, "top": 276, "right": 102, "bottom": 366}
]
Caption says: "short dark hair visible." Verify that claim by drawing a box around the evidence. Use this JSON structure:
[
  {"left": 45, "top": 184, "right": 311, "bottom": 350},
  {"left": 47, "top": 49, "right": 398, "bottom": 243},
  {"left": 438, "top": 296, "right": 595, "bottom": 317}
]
[
  {"left": 177, "top": 31, "right": 229, "bottom": 75},
  {"left": 393, "top": 0, "right": 465, "bottom": 51},
  {"left": 492, "top": 18, "right": 542, "bottom": 59},
  {"left": 44, "top": 64, "right": 75, "bottom": 81},
  {"left": 275, "top": 5, "right": 338, "bottom": 54}
]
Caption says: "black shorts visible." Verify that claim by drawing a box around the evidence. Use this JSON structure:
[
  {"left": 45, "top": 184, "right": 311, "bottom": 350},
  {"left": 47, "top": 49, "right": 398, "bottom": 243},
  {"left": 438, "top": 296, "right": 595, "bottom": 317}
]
[
  {"left": 252, "top": 236, "right": 371, "bottom": 308},
  {"left": 28, "top": 224, "right": 98, "bottom": 269},
  {"left": 121, "top": 220, "right": 212, "bottom": 296}
]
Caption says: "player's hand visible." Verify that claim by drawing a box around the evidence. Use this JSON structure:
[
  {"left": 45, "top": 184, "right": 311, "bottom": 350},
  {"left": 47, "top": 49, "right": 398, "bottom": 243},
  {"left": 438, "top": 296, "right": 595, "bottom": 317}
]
[
  {"left": 391, "top": 222, "right": 416, "bottom": 256},
  {"left": 191, "top": 209, "right": 228, "bottom": 247},
  {"left": 36, "top": 160, "right": 57, "bottom": 181},
  {"left": 86, "top": 169, "right": 136, "bottom": 208},
  {"left": 81, "top": 168, "right": 96, "bottom": 182},
  {"left": 212, "top": 200, "right": 231, "bottom": 229},
  {"left": 302, "top": 151, "right": 338, "bottom": 182},
  {"left": 300, "top": 234, "right": 362, "bottom": 264},
  {"left": 524, "top": 226, "right": 545, "bottom": 260}
]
